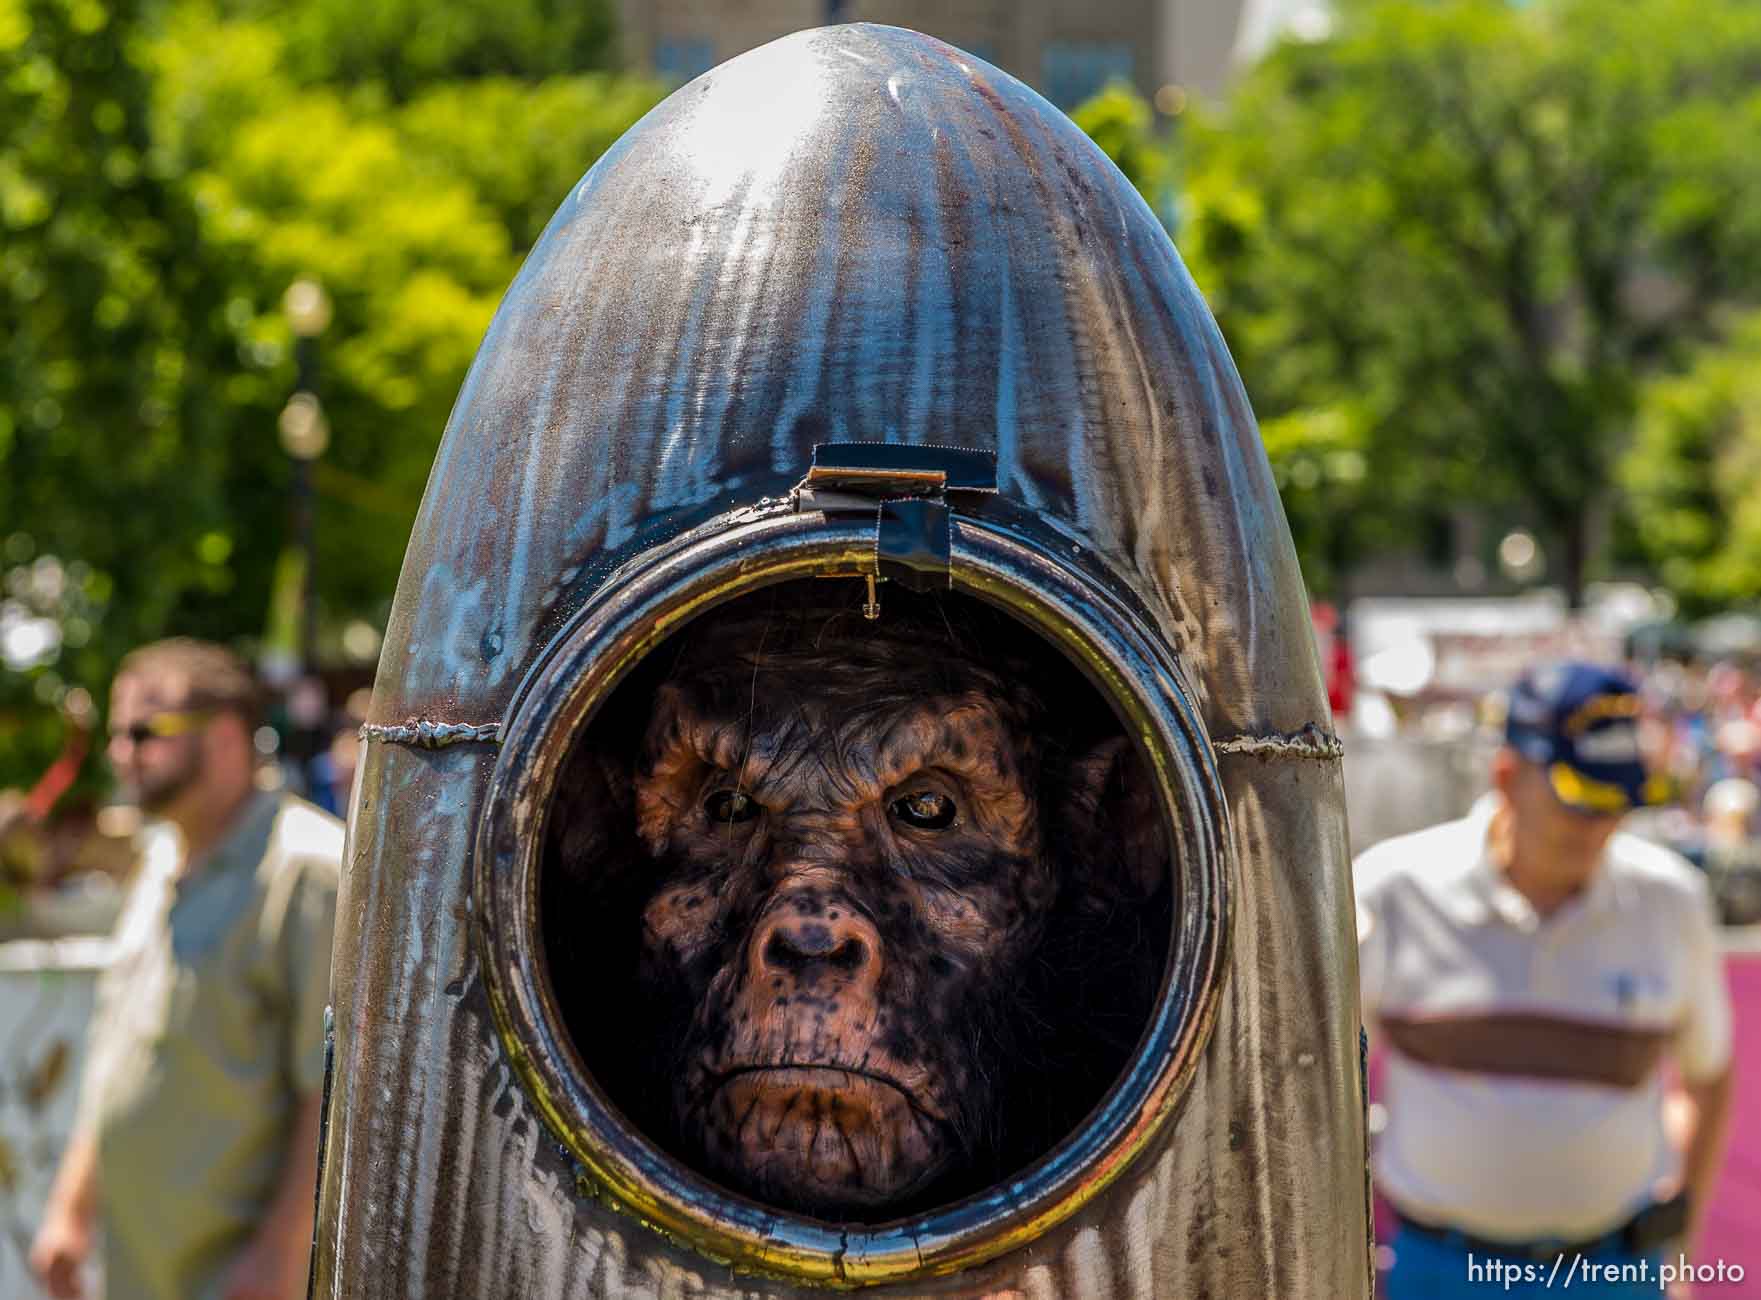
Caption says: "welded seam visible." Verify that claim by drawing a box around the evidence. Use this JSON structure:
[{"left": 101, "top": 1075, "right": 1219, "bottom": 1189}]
[
  {"left": 359, "top": 720, "right": 502, "bottom": 749},
  {"left": 1212, "top": 723, "right": 1344, "bottom": 761}
]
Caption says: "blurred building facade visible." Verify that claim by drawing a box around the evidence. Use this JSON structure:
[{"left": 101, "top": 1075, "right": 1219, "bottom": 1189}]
[{"left": 617, "top": 0, "right": 1254, "bottom": 107}]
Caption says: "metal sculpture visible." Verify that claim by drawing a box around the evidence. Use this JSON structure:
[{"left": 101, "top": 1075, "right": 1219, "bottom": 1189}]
[{"left": 313, "top": 23, "right": 1369, "bottom": 1297}]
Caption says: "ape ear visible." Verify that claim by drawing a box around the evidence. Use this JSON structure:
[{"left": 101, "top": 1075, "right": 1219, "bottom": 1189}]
[{"left": 1059, "top": 735, "right": 1168, "bottom": 901}]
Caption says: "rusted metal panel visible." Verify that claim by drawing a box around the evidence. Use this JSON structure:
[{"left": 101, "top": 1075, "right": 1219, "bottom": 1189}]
[{"left": 318, "top": 21, "right": 1367, "bottom": 1298}]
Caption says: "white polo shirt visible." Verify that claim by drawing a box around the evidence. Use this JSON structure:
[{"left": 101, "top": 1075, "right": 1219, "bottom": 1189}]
[{"left": 1355, "top": 800, "right": 1733, "bottom": 1242}]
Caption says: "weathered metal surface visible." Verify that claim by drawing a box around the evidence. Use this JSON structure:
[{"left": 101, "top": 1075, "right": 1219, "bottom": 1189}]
[
  {"left": 366, "top": 23, "right": 1312, "bottom": 738},
  {"left": 315, "top": 21, "right": 1368, "bottom": 1298}
]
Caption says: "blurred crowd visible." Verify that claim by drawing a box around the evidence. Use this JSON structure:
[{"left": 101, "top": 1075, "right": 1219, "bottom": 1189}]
[
  {"left": 1327, "top": 595, "right": 1761, "bottom": 931},
  {"left": 1629, "top": 659, "right": 1761, "bottom": 926}
]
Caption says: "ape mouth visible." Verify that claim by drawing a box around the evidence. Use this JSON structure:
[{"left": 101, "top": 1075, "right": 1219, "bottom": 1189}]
[
  {"left": 688, "top": 1064, "right": 956, "bottom": 1214},
  {"left": 711, "top": 1064, "right": 947, "bottom": 1123}
]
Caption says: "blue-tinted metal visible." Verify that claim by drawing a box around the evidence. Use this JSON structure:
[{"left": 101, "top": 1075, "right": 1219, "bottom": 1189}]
[{"left": 372, "top": 22, "right": 1313, "bottom": 736}]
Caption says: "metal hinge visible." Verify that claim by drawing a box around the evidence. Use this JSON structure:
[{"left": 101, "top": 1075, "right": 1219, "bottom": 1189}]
[{"left": 792, "top": 443, "right": 998, "bottom": 618}]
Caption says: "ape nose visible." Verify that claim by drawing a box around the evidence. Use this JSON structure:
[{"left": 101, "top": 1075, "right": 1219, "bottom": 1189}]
[{"left": 752, "top": 902, "right": 881, "bottom": 988}]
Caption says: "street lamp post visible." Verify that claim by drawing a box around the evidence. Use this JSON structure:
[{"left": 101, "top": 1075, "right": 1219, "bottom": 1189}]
[
  {"left": 280, "top": 277, "right": 332, "bottom": 792},
  {"left": 281, "top": 279, "right": 331, "bottom": 672}
]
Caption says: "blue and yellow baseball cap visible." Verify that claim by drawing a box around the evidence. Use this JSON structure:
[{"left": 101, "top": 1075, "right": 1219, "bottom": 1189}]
[{"left": 1504, "top": 662, "right": 1668, "bottom": 814}]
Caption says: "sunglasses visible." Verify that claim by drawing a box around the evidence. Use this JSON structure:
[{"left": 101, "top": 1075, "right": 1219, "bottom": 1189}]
[{"left": 109, "top": 708, "right": 216, "bottom": 745}]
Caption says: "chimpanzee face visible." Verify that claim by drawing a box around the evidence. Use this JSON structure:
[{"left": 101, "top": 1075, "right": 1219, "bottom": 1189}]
[
  {"left": 634, "top": 658, "right": 1057, "bottom": 1212},
  {"left": 544, "top": 592, "right": 1170, "bottom": 1221}
]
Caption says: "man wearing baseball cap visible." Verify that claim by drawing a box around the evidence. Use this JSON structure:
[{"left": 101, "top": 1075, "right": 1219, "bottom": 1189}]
[{"left": 1356, "top": 662, "right": 1735, "bottom": 1298}]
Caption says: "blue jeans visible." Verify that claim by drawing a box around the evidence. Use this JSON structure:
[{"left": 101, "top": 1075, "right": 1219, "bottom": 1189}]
[{"left": 1386, "top": 1223, "right": 1663, "bottom": 1298}]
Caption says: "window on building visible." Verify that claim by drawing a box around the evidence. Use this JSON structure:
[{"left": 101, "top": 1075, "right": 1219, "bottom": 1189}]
[
  {"left": 1040, "top": 42, "right": 1135, "bottom": 108},
  {"left": 653, "top": 37, "right": 715, "bottom": 85}
]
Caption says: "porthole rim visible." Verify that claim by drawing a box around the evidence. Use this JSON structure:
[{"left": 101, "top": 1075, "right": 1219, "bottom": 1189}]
[{"left": 472, "top": 508, "right": 1233, "bottom": 1288}]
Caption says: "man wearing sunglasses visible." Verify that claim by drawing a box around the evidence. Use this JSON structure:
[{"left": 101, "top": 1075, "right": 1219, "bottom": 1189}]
[
  {"left": 1356, "top": 662, "right": 1736, "bottom": 1298},
  {"left": 30, "top": 638, "right": 343, "bottom": 1300}
]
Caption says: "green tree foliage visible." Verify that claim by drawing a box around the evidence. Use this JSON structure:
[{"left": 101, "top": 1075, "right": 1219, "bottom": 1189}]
[
  {"left": 226, "top": 0, "right": 616, "bottom": 101},
  {"left": 1084, "top": 0, "right": 1761, "bottom": 603},
  {"left": 1, "top": 0, "right": 233, "bottom": 796},
  {"left": 0, "top": 0, "right": 661, "bottom": 793},
  {"left": 1621, "top": 314, "right": 1761, "bottom": 613}
]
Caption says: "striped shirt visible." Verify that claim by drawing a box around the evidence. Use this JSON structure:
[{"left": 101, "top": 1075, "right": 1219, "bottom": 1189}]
[{"left": 1355, "top": 801, "right": 1732, "bottom": 1241}]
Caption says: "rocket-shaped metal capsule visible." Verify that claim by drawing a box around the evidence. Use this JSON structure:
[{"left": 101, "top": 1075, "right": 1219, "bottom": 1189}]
[{"left": 314, "top": 23, "right": 1368, "bottom": 1298}]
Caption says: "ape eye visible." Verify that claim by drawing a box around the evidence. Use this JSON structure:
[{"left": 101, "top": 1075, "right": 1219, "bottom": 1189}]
[
  {"left": 890, "top": 789, "right": 957, "bottom": 831},
  {"left": 705, "top": 788, "right": 761, "bottom": 824}
]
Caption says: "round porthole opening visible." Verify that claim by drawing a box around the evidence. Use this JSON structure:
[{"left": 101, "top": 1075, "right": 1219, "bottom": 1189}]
[
  {"left": 542, "top": 578, "right": 1178, "bottom": 1221},
  {"left": 475, "top": 514, "right": 1229, "bottom": 1284}
]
